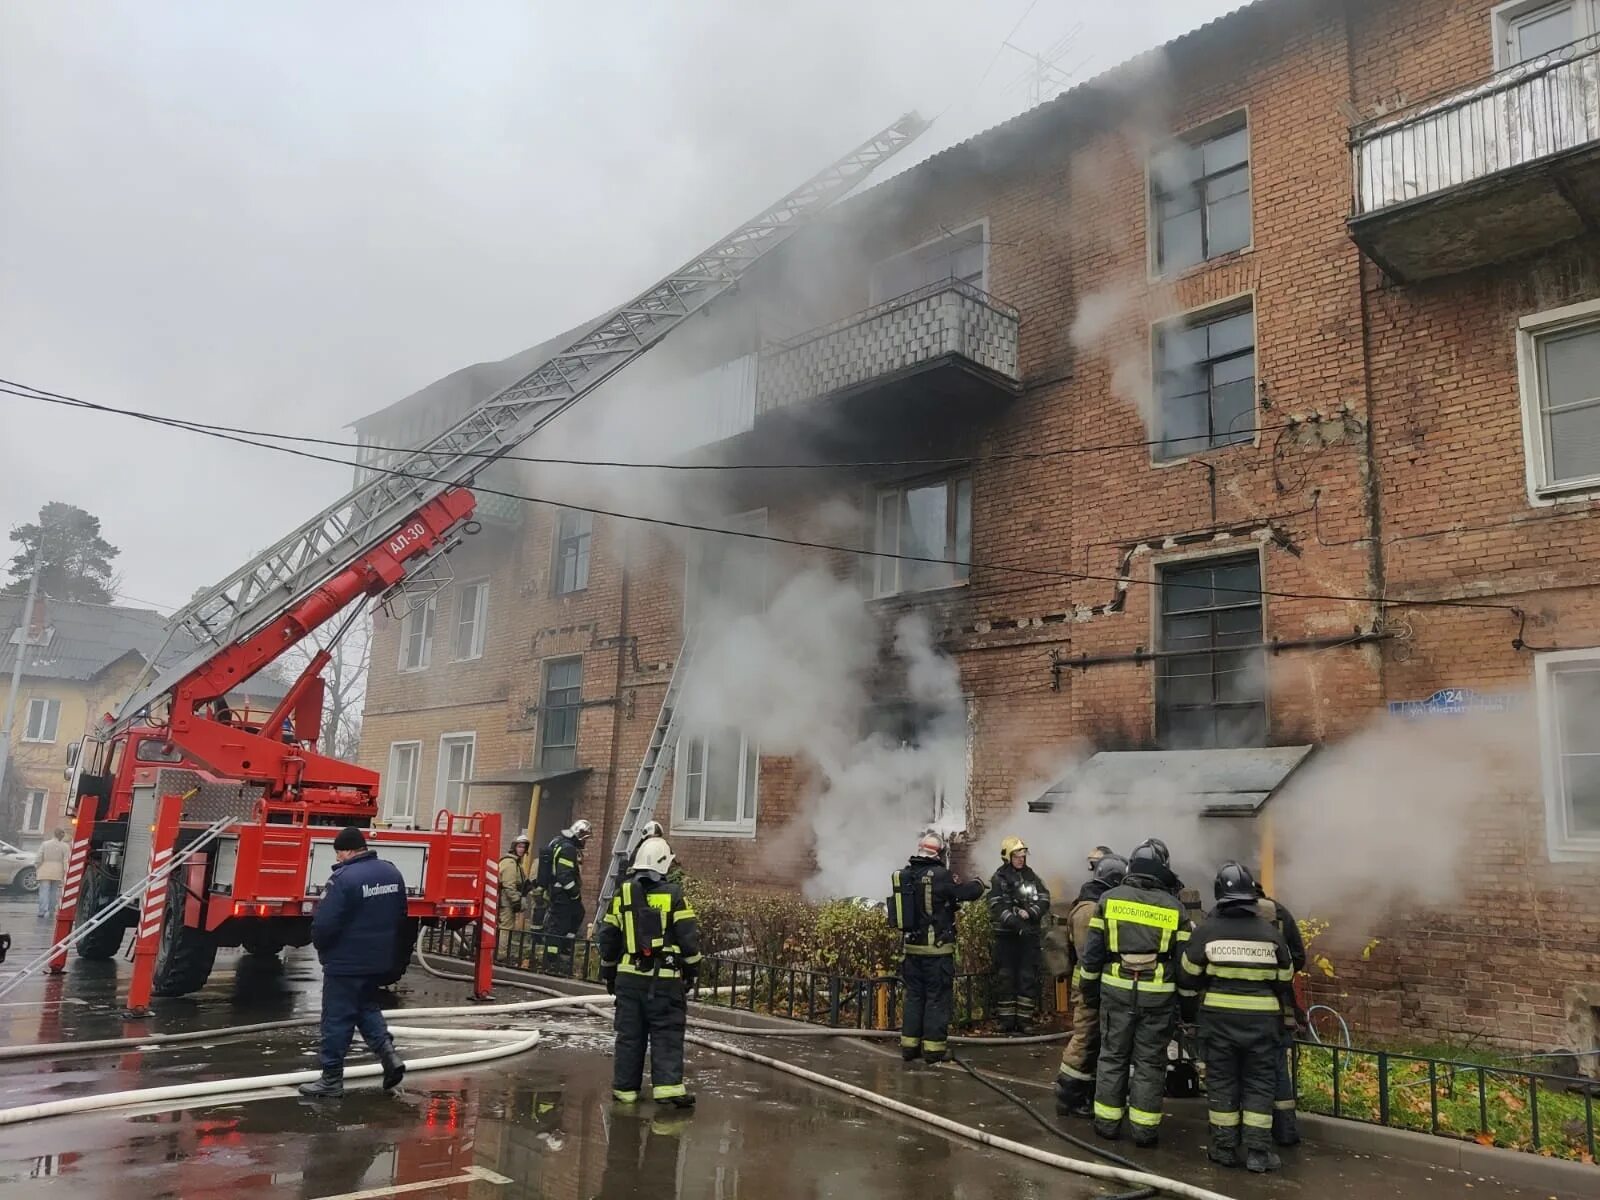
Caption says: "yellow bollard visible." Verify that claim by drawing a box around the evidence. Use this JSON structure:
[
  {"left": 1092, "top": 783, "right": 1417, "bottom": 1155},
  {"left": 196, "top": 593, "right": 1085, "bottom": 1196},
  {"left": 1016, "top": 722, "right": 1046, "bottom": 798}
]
[{"left": 875, "top": 981, "right": 890, "bottom": 1030}]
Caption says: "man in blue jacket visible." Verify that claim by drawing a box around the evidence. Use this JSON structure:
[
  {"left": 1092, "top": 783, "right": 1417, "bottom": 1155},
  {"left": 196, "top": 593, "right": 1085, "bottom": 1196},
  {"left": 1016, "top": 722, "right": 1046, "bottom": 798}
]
[{"left": 299, "top": 826, "right": 408, "bottom": 1098}]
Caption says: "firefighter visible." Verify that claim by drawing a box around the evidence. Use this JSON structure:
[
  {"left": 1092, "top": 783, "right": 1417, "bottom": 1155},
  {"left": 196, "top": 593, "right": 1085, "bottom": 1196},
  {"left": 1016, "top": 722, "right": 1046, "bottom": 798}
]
[
  {"left": 1055, "top": 850, "right": 1127, "bottom": 1117},
  {"left": 538, "top": 818, "right": 591, "bottom": 976},
  {"left": 1079, "top": 841, "right": 1190, "bottom": 1145},
  {"left": 1132, "top": 836, "right": 1184, "bottom": 896},
  {"left": 299, "top": 827, "right": 407, "bottom": 1098},
  {"left": 987, "top": 836, "right": 1050, "bottom": 1032},
  {"left": 598, "top": 835, "right": 701, "bottom": 1107},
  {"left": 1254, "top": 877, "right": 1308, "bottom": 1147},
  {"left": 498, "top": 832, "right": 533, "bottom": 963},
  {"left": 890, "top": 830, "right": 983, "bottom": 1065},
  {"left": 1179, "top": 862, "right": 1295, "bottom": 1173}
]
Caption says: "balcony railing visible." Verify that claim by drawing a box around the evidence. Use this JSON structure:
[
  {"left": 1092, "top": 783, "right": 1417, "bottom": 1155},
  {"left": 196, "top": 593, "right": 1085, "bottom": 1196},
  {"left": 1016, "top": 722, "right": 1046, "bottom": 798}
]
[{"left": 754, "top": 279, "right": 1021, "bottom": 417}]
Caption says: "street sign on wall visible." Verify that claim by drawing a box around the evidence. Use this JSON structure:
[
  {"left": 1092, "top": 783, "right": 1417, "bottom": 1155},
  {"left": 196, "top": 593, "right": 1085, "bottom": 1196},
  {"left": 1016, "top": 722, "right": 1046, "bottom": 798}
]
[{"left": 1387, "top": 688, "right": 1520, "bottom": 717}]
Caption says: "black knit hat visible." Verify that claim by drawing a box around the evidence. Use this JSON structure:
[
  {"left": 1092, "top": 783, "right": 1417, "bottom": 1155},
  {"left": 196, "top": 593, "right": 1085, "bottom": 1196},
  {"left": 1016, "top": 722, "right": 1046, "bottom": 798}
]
[{"left": 333, "top": 826, "right": 367, "bottom": 852}]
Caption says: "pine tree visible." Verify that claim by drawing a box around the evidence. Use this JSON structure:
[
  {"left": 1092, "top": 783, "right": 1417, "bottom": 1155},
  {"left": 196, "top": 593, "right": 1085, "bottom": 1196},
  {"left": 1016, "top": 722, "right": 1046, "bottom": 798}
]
[{"left": 5, "top": 502, "right": 121, "bottom": 604}]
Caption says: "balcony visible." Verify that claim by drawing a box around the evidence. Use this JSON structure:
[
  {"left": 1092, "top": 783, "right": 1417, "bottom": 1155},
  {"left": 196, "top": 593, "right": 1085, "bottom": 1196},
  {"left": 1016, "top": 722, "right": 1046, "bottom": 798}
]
[
  {"left": 1350, "top": 37, "right": 1600, "bottom": 282},
  {"left": 754, "top": 280, "right": 1021, "bottom": 426}
]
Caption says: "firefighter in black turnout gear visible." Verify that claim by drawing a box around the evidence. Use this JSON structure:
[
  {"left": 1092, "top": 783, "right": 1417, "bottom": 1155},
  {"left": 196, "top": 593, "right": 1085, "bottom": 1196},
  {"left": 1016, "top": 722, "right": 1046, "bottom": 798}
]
[
  {"left": 1254, "top": 877, "right": 1308, "bottom": 1146},
  {"left": 987, "top": 836, "right": 1050, "bottom": 1032},
  {"left": 1055, "top": 849, "right": 1126, "bottom": 1117},
  {"left": 538, "top": 818, "right": 591, "bottom": 975},
  {"left": 598, "top": 836, "right": 702, "bottom": 1107},
  {"left": 1180, "top": 862, "right": 1296, "bottom": 1173},
  {"left": 1080, "top": 842, "right": 1190, "bottom": 1145},
  {"left": 890, "top": 830, "right": 983, "bottom": 1064}
]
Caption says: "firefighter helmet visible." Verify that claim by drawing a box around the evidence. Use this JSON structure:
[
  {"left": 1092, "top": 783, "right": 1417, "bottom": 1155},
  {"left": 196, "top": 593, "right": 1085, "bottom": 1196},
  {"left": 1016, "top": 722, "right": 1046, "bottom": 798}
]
[
  {"left": 1134, "top": 837, "right": 1170, "bottom": 867},
  {"left": 914, "top": 830, "right": 945, "bottom": 859},
  {"left": 641, "top": 821, "right": 665, "bottom": 840},
  {"left": 1094, "top": 853, "right": 1128, "bottom": 886},
  {"left": 1213, "top": 861, "right": 1259, "bottom": 906},
  {"left": 1126, "top": 842, "right": 1167, "bottom": 880},
  {"left": 566, "top": 819, "right": 593, "bottom": 841},
  {"left": 630, "top": 836, "right": 674, "bottom": 876},
  {"left": 1000, "top": 835, "right": 1028, "bottom": 862},
  {"left": 512, "top": 831, "right": 531, "bottom": 848},
  {"left": 1088, "top": 844, "right": 1114, "bottom": 869}
]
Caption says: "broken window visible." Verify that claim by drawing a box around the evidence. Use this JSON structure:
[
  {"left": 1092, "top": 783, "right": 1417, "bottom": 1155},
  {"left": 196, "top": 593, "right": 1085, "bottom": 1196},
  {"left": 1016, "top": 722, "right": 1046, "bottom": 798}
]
[
  {"left": 865, "top": 698, "right": 971, "bottom": 830},
  {"left": 1155, "top": 305, "right": 1256, "bottom": 460},
  {"left": 1152, "top": 117, "right": 1251, "bottom": 274},
  {"left": 538, "top": 656, "right": 583, "bottom": 771},
  {"left": 1157, "top": 555, "right": 1266, "bottom": 750},
  {"left": 553, "top": 509, "right": 592, "bottom": 595},
  {"left": 873, "top": 475, "right": 972, "bottom": 597},
  {"left": 869, "top": 222, "right": 988, "bottom": 304}
]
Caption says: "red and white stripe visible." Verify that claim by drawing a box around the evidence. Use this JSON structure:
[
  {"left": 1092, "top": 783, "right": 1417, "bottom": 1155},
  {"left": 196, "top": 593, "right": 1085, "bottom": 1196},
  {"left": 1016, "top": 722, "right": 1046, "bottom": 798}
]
[
  {"left": 138, "top": 848, "right": 173, "bottom": 942},
  {"left": 59, "top": 838, "right": 91, "bottom": 910},
  {"left": 481, "top": 857, "right": 499, "bottom": 939}
]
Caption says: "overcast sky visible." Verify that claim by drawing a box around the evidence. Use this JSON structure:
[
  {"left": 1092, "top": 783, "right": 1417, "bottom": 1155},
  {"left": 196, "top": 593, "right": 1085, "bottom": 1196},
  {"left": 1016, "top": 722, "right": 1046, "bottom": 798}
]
[{"left": 1, "top": 0, "right": 1244, "bottom": 612}]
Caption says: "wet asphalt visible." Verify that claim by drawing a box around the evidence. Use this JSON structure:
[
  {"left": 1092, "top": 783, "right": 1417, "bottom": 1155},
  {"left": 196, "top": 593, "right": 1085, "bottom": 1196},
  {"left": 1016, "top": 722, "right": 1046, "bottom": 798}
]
[{"left": 0, "top": 895, "right": 1586, "bottom": 1199}]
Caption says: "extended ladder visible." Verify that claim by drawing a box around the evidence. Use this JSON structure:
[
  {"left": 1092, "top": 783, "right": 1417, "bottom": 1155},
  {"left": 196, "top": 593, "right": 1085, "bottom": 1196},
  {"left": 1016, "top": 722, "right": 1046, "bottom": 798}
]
[
  {"left": 594, "top": 628, "right": 701, "bottom": 923},
  {"left": 0, "top": 813, "right": 239, "bottom": 1001}
]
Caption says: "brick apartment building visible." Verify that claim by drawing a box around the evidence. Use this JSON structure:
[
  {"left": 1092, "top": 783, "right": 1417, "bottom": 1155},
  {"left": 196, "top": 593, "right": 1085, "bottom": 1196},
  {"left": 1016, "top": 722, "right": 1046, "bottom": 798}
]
[{"left": 358, "top": 0, "right": 1600, "bottom": 1057}]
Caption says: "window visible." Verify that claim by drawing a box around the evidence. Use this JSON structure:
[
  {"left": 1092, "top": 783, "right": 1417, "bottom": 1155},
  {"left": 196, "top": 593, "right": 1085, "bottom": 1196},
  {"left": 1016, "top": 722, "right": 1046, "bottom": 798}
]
[
  {"left": 866, "top": 700, "right": 971, "bottom": 830},
  {"left": 436, "top": 733, "right": 476, "bottom": 815},
  {"left": 23, "top": 698, "right": 60, "bottom": 743},
  {"left": 1518, "top": 301, "right": 1600, "bottom": 499},
  {"left": 1535, "top": 649, "right": 1600, "bottom": 859},
  {"left": 674, "top": 728, "right": 758, "bottom": 835},
  {"left": 685, "top": 510, "right": 767, "bottom": 629},
  {"left": 1155, "top": 305, "right": 1256, "bottom": 460},
  {"left": 539, "top": 657, "right": 583, "bottom": 770},
  {"left": 868, "top": 222, "right": 988, "bottom": 304},
  {"left": 553, "top": 510, "right": 592, "bottom": 595},
  {"left": 384, "top": 742, "right": 421, "bottom": 823},
  {"left": 873, "top": 476, "right": 972, "bottom": 597},
  {"left": 1157, "top": 555, "right": 1266, "bottom": 749},
  {"left": 398, "top": 596, "right": 436, "bottom": 672},
  {"left": 22, "top": 790, "right": 48, "bottom": 835},
  {"left": 1152, "top": 118, "right": 1251, "bottom": 274},
  {"left": 1493, "top": 1, "right": 1598, "bottom": 68},
  {"left": 453, "top": 580, "right": 489, "bottom": 661}
]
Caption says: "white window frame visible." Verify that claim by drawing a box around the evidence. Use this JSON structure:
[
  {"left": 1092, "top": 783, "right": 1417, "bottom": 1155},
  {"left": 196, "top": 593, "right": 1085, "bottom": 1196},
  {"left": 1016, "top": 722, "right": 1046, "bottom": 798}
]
[
  {"left": 397, "top": 596, "right": 437, "bottom": 673},
  {"left": 383, "top": 740, "right": 422, "bottom": 824},
  {"left": 868, "top": 218, "right": 989, "bottom": 305},
  {"left": 452, "top": 579, "right": 489, "bottom": 662},
  {"left": 672, "top": 728, "right": 759, "bottom": 838},
  {"left": 22, "top": 789, "right": 48, "bottom": 835},
  {"left": 435, "top": 732, "right": 477, "bottom": 816},
  {"left": 1533, "top": 647, "right": 1600, "bottom": 860},
  {"left": 1516, "top": 297, "right": 1600, "bottom": 504},
  {"left": 1491, "top": 0, "right": 1599, "bottom": 70},
  {"left": 872, "top": 474, "right": 973, "bottom": 598},
  {"left": 23, "top": 697, "right": 60, "bottom": 744}
]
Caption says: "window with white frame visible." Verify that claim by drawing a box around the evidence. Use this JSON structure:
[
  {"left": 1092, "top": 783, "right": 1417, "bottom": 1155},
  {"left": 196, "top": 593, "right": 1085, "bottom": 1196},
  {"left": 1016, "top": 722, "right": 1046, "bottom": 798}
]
[
  {"left": 1492, "top": 1, "right": 1599, "bottom": 68},
  {"left": 384, "top": 741, "right": 421, "bottom": 823},
  {"left": 23, "top": 698, "right": 60, "bottom": 743},
  {"left": 1518, "top": 300, "right": 1600, "bottom": 499},
  {"left": 674, "top": 727, "right": 758, "bottom": 835},
  {"left": 1155, "top": 304, "right": 1257, "bottom": 461},
  {"left": 873, "top": 475, "right": 972, "bottom": 598},
  {"left": 436, "top": 733, "right": 476, "bottom": 815},
  {"left": 1151, "top": 116, "right": 1251, "bottom": 274},
  {"left": 868, "top": 222, "right": 988, "bottom": 305},
  {"left": 398, "top": 596, "right": 436, "bottom": 672},
  {"left": 22, "top": 790, "right": 48, "bottom": 835},
  {"left": 553, "top": 510, "right": 592, "bottom": 595},
  {"left": 453, "top": 580, "right": 489, "bottom": 661},
  {"left": 539, "top": 657, "right": 583, "bottom": 770},
  {"left": 1535, "top": 649, "right": 1600, "bottom": 858}
]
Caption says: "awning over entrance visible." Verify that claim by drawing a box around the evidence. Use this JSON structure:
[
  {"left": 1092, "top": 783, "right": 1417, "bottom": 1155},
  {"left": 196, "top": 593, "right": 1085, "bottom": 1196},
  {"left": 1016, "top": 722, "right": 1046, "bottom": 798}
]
[
  {"left": 464, "top": 766, "right": 592, "bottom": 789},
  {"left": 1028, "top": 746, "right": 1315, "bottom": 818}
]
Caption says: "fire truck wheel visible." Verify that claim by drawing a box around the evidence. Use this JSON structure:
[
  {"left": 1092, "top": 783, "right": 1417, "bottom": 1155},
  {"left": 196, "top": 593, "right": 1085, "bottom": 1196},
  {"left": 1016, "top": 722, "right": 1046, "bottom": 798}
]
[
  {"left": 152, "top": 876, "right": 218, "bottom": 997},
  {"left": 75, "top": 868, "right": 129, "bottom": 961},
  {"left": 377, "top": 918, "right": 420, "bottom": 986}
]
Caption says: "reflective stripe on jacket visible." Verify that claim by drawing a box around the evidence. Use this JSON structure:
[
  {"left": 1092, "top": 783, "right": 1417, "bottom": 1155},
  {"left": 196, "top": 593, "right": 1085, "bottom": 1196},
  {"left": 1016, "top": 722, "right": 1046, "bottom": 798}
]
[
  {"left": 597, "top": 876, "right": 702, "bottom": 979},
  {"left": 1079, "top": 879, "right": 1190, "bottom": 995},
  {"left": 1178, "top": 908, "right": 1294, "bottom": 1016}
]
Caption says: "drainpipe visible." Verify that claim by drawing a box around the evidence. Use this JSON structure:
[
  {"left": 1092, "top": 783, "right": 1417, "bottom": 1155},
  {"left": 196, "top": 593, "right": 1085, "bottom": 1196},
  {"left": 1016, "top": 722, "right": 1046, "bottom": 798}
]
[{"left": 598, "top": 524, "right": 633, "bottom": 885}]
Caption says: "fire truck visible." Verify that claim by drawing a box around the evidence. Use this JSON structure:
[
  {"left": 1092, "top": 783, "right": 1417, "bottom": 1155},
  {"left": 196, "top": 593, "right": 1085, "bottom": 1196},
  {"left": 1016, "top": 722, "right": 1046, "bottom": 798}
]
[{"left": 42, "top": 114, "right": 926, "bottom": 1015}]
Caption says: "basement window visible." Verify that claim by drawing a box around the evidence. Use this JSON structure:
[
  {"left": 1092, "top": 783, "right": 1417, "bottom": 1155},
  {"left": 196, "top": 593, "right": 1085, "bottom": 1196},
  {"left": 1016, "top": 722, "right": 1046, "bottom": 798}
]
[
  {"left": 538, "top": 657, "right": 583, "bottom": 771},
  {"left": 1156, "top": 554, "right": 1267, "bottom": 750},
  {"left": 1534, "top": 648, "right": 1600, "bottom": 860},
  {"left": 1151, "top": 116, "right": 1251, "bottom": 274},
  {"left": 1154, "top": 304, "right": 1257, "bottom": 461},
  {"left": 873, "top": 475, "right": 972, "bottom": 598},
  {"left": 1518, "top": 300, "right": 1600, "bottom": 501}
]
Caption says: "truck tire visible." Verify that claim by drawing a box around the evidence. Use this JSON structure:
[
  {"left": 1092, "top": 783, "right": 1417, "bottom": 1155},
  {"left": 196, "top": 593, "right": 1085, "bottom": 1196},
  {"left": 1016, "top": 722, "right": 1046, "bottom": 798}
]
[
  {"left": 378, "top": 918, "right": 420, "bottom": 986},
  {"left": 75, "top": 867, "right": 130, "bottom": 961},
  {"left": 152, "top": 876, "right": 217, "bottom": 997}
]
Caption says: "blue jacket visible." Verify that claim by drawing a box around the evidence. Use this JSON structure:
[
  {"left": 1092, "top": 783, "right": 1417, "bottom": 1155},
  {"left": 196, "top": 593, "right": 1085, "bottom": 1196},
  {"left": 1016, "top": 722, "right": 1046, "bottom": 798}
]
[{"left": 311, "top": 850, "right": 407, "bottom": 977}]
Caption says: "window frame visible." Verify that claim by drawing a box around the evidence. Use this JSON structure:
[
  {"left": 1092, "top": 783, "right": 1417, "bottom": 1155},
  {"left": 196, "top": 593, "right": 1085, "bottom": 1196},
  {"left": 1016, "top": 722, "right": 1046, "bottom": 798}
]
[
  {"left": 868, "top": 218, "right": 990, "bottom": 305},
  {"left": 452, "top": 579, "right": 490, "bottom": 662},
  {"left": 552, "top": 509, "right": 594, "bottom": 596},
  {"left": 538, "top": 655, "right": 584, "bottom": 771},
  {"left": 1149, "top": 111, "right": 1253, "bottom": 277},
  {"left": 684, "top": 508, "right": 768, "bottom": 631},
  {"left": 672, "top": 727, "right": 759, "bottom": 839},
  {"left": 871, "top": 472, "right": 974, "bottom": 599},
  {"left": 1152, "top": 547, "right": 1269, "bottom": 750},
  {"left": 383, "top": 740, "right": 422, "bottom": 824},
  {"left": 397, "top": 596, "right": 437, "bottom": 673},
  {"left": 1491, "top": 0, "right": 1598, "bottom": 69},
  {"left": 1151, "top": 297, "right": 1259, "bottom": 464},
  {"left": 22, "top": 789, "right": 48, "bottom": 835},
  {"left": 1517, "top": 297, "right": 1600, "bottom": 504},
  {"left": 1534, "top": 647, "right": 1600, "bottom": 859},
  {"left": 435, "top": 732, "right": 477, "bottom": 816},
  {"left": 23, "top": 697, "right": 61, "bottom": 744}
]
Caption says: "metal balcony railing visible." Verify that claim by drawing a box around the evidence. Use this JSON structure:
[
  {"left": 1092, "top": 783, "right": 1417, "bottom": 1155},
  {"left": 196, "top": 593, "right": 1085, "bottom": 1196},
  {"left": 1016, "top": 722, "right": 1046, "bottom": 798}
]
[{"left": 1353, "top": 35, "right": 1600, "bottom": 214}]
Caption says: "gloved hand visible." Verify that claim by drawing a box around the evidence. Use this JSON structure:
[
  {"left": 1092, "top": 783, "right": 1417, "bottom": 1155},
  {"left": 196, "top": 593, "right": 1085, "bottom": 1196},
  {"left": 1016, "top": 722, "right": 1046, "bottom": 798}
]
[
  {"left": 1080, "top": 980, "right": 1100, "bottom": 1008},
  {"left": 601, "top": 964, "right": 617, "bottom": 995},
  {"left": 683, "top": 964, "right": 699, "bottom": 992},
  {"left": 1001, "top": 908, "right": 1024, "bottom": 932}
]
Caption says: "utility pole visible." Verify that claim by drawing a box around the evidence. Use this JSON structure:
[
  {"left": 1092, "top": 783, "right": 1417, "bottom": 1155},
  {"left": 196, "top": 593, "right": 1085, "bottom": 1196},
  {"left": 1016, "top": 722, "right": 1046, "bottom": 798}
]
[{"left": 0, "top": 537, "right": 45, "bottom": 800}]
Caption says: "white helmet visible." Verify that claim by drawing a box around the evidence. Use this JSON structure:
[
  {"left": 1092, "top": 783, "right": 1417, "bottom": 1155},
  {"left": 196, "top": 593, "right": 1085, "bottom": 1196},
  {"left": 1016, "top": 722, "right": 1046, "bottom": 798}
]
[
  {"left": 512, "top": 831, "right": 531, "bottom": 847},
  {"left": 630, "top": 836, "right": 674, "bottom": 876},
  {"left": 640, "top": 820, "right": 665, "bottom": 839},
  {"left": 566, "top": 818, "right": 593, "bottom": 841}
]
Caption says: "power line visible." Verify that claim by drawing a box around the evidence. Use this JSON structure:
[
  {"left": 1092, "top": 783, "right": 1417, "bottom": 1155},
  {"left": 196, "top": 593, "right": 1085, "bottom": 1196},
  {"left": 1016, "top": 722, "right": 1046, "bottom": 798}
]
[{"left": 2, "top": 373, "right": 1525, "bottom": 619}]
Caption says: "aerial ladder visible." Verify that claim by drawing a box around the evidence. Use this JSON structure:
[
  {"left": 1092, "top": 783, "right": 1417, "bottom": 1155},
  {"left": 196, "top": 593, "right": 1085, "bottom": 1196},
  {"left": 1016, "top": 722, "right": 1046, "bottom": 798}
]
[{"left": 49, "top": 114, "right": 927, "bottom": 1014}]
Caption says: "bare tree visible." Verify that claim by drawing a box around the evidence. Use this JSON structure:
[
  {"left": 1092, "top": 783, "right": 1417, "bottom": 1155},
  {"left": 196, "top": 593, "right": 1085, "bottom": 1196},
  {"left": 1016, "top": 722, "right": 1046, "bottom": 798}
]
[{"left": 272, "top": 612, "right": 371, "bottom": 762}]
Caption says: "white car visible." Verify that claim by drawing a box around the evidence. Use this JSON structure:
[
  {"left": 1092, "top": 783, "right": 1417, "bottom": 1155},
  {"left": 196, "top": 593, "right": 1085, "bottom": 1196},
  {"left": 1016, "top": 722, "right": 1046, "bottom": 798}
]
[{"left": 0, "top": 840, "right": 38, "bottom": 893}]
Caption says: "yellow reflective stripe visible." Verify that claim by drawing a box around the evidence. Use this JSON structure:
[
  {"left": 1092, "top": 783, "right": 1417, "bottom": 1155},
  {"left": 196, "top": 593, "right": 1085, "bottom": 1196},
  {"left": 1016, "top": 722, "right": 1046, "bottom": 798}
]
[
  {"left": 619, "top": 961, "right": 681, "bottom": 978},
  {"left": 1059, "top": 1065, "right": 1095, "bottom": 1082},
  {"left": 1077, "top": 968, "right": 1101, "bottom": 982},
  {"left": 622, "top": 882, "right": 636, "bottom": 953},
  {"left": 1108, "top": 918, "right": 1119, "bottom": 954},
  {"left": 1277, "top": 967, "right": 1295, "bottom": 982},
  {"left": 1103, "top": 899, "right": 1179, "bottom": 931},
  {"left": 613, "top": 1090, "right": 639, "bottom": 1103},
  {"left": 1088, "top": 916, "right": 1106, "bottom": 929},
  {"left": 1175, "top": 929, "right": 1191, "bottom": 943},
  {"left": 894, "top": 872, "right": 905, "bottom": 930},
  {"left": 1094, "top": 1102, "right": 1124, "bottom": 1121},
  {"left": 923, "top": 1040, "right": 947, "bottom": 1052},
  {"left": 1209, "top": 966, "right": 1281, "bottom": 981},
  {"left": 1179, "top": 955, "right": 1203, "bottom": 976},
  {"left": 681, "top": 953, "right": 702, "bottom": 965},
  {"left": 900, "top": 1036, "right": 920, "bottom": 1048},
  {"left": 1202, "top": 992, "right": 1282, "bottom": 1012},
  {"left": 675, "top": 903, "right": 697, "bottom": 921},
  {"left": 602, "top": 908, "right": 621, "bottom": 929},
  {"left": 1274, "top": 1099, "right": 1297, "bottom": 1111},
  {"left": 1208, "top": 1110, "right": 1241, "bottom": 1127},
  {"left": 1128, "top": 1107, "right": 1162, "bottom": 1127},
  {"left": 653, "top": 1083, "right": 687, "bottom": 1099},
  {"left": 647, "top": 891, "right": 672, "bottom": 946},
  {"left": 903, "top": 943, "right": 956, "bottom": 956},
  {"left": 1242, "top": 1111, "right": 1273, "bottom": 1129},
  {"left": 1177, "top": 987, "right": 1199, "bottom": 998},
  {"left": 1101, "top": 974, "right": 1175, "bottom": 993},
  {"left": 555, "top": 854, "right": 576, "bottom": 867}
]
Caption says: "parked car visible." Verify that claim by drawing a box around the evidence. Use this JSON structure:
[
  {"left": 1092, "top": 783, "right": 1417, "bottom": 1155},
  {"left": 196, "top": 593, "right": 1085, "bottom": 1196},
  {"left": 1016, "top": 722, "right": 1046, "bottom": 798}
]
[{"left": 0, "top": 840, "right": 38, "bottom": 893}]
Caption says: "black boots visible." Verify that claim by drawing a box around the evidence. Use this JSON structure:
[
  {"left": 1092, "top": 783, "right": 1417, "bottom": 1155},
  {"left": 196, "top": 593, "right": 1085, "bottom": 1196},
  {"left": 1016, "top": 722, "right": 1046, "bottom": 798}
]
[
  {"left": 1246, "top": 1146, "right": 1282, "bottom": 1173},
  {"left": 298, "top": 1070, "right": 343, "bottom": 1099},
  {"left": 1054, "top": 1076, "right": 1093, "bottom": 1118},
  {"left": 661, "top": 1094, "right": 697, "bottom": 1109},
  {"left": 378, "top": 1040, "right": 407, "bottom": 1091},
  {"left": 1131, "top": 1128, "right": 1159, "bottom": 1149},
  {"left": 1207, "top": 1126, "right": 1241, "bottom": 1168},
  {"left": 1273, "top": 1107, "right": 1301, "bottom": 1146}
]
